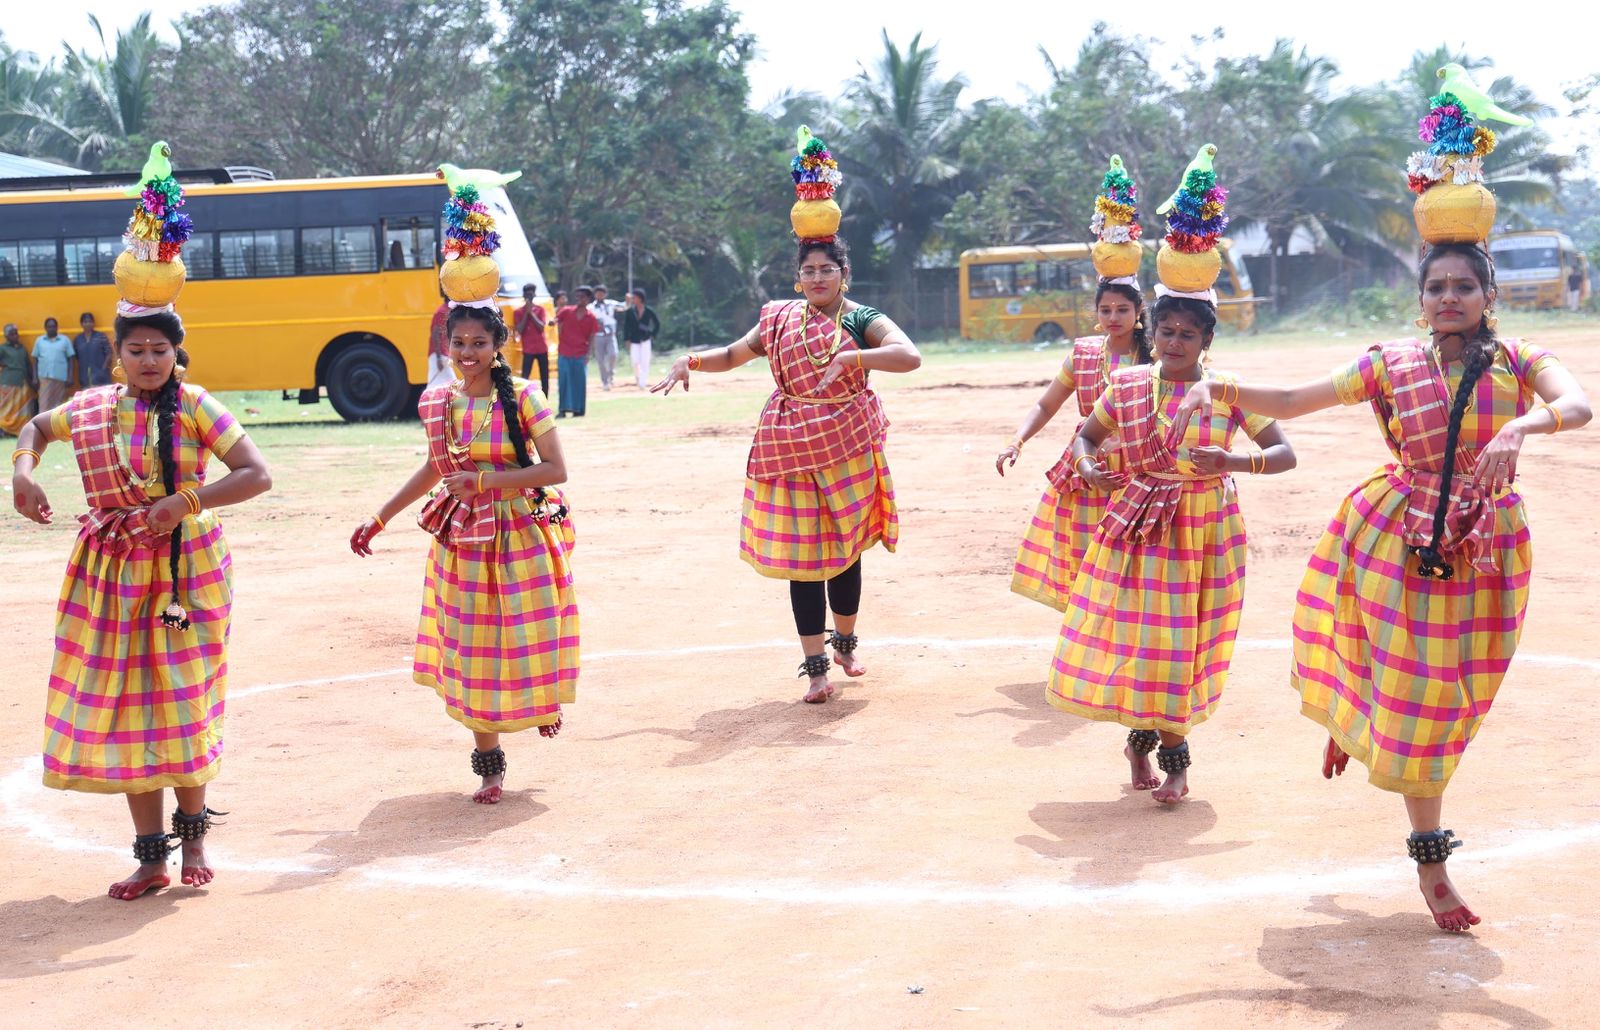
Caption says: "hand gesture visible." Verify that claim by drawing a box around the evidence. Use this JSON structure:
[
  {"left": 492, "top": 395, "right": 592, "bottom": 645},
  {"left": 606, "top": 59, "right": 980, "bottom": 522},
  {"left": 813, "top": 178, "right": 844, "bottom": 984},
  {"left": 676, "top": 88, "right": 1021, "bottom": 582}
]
[
  {"left": 350, "top": 517, "right": 383, "bottom": 557},
  {"left": 11, "top": 474, "right": 52, "bottom": 524},
  {"left": 651, "top": 357, "right": 692, "bottom": 395},
  {"left": 146, "top": 494, "right": 188, "bottom": 534},
  {"left": 1188, "top": 446, "right": 1233, "bottom": 475},
  {"left": 815, "top": 354, "right": 853, "bottom": 394},
  {"left": 441, "top": 471, "right": 481, "bottom": 501},
  {"left": 1171, "top": 379, "right": 1216, "bottom": 439},
  {"left": 1077, "top": 457, "right": 1123, "bottom": 493},
  {"left": 995, "top": 443, "right": 1021, "bottom": 477},
  {"left": 1473, "top": 424, "right": 1525, "bottom": 495}
]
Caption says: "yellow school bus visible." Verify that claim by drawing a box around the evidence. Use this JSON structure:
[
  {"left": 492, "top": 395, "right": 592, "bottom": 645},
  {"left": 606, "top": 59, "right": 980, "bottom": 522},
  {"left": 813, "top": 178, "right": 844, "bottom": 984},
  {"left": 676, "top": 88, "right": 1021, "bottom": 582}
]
[
  {"left": 959, "top": 239, "right": 1257, "bottom": 342},
  {"left": 0, "top": 168, "right": 550, "bottom": 420},
  {"left": 1488, "top": 230, "right": 1590, "bottom": 310}
]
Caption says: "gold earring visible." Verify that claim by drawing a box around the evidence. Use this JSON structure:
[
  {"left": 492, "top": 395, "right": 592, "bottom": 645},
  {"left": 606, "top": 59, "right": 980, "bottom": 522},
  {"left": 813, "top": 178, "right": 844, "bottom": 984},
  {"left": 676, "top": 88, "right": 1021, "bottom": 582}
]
[
  {"left": 1485, "top": 312, "right": 1499, "bottom": 331},
  {"left": 173, "top": 364, "right": 187, "bottom": 383},
  {"left": 1414, "top": 316, "right": 1429, "bottom": 329},
  {"left": 112, "top": 359, "right": 127, "bottom": 382},
  {"left": 1093, "top": 322, "right": 1104, "bottom": 333},
  {"left": 793, "top": 282, "right": 803, "bottom": 294},
  {"left": 842, "top": 282, "right": 850, "bottom": 293}
]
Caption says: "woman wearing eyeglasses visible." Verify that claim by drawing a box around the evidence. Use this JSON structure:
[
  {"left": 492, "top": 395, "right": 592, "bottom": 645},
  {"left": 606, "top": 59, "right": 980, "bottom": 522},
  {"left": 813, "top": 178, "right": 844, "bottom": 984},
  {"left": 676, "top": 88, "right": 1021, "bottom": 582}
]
[{"left": 652, "top": 234, "right": 921, "bottom": 703}]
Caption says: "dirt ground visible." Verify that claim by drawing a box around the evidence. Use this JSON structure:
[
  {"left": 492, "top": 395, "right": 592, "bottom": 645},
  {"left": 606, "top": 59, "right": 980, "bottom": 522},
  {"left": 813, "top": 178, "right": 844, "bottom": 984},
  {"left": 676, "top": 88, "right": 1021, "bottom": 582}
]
[{"left": 3, "top": 324, "right": 1598, "bottom": 1028}]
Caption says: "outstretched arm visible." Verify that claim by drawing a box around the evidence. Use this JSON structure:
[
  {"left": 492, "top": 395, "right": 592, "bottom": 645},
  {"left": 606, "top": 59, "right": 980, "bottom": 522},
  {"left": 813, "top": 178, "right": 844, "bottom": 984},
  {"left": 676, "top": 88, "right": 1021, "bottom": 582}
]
[
  {"left": 997, "top": 374, "right": 1075, "bottom": 476},
  {"left": 1173, "top": 375, "right": 1342, "bottom": 438},
  {"left": 350, "top": 459, "right": 443, "bottom": 556},
  {"left": 651, "top": 324, "right": 764, "bottom": 395}
]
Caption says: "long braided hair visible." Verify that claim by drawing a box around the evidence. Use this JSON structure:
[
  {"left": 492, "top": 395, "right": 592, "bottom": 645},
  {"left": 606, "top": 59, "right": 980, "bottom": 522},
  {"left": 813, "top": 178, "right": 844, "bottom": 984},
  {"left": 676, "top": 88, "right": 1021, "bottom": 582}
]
[
  {"left": 113, "top": 310, "right": 193, "bottom": 629},
  {"left": 1094, "top": 281, "right": 1153, "bottom": 364},
  {"left": 1411, "top": 243, "right": 1501, "bottom": 580}
]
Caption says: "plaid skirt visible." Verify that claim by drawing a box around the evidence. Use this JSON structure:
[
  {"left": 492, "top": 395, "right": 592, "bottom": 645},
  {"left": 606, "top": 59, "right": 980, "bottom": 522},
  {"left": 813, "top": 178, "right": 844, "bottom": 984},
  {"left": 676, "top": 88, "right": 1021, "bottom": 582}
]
[
  {"left": 43, "top": 515, "right": 232, "bottom": 793},
  {"left": 1047, "top": 479, "right": 1247, "bottom": 734},
  {"left": 739, "top": 447, "right": 898, "bottom": 581},
  {"left": 1292, "top": 467, "right": 1531, "bottom": 797},
  {"left": 413, "top": 499, "right": 579, "bottom": 732}
]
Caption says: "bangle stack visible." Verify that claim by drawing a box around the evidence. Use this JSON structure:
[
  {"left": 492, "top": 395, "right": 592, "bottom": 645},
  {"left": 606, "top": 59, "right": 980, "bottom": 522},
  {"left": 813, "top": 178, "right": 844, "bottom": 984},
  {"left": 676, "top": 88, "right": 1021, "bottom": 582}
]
[
  {"left": 178, "top": 488, "right": 202, "bottom": 516},
  {"left": 10, "top": 448, "right": 40, "bottom": 466},
  {"left": 1217, "top": 379, "right": 1240, "bottom": 407},
  {"left": 1248, "top": 450, "right": 1266, "bottom": 475},
  {"left": 1538, "top": 402, "right": 1564, "bottom": 434},
  {"left": 686, "top": 353, "right": 703, "bottom": 372}
]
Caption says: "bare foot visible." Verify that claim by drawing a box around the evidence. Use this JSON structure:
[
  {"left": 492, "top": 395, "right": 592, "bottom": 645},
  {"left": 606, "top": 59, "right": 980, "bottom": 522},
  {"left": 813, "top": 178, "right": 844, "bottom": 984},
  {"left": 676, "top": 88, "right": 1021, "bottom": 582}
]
[
  {"left": 180, "top": 838, "right": 215, "bottom": 887},
  {"left": 802, "top": 674, "right": 834, "bottom": 704},
  {"left": 473, "top": 772, "right": 504, "bottom": 804},
  {"left": 833, "top": 648, "right": 867, "bottom": 677},
  {"left": 1152, "top": 768, "right": 1189, "bottom": 804},
  {"left": 1322, "top": 736, "right": 1350, "bottom": 779},
  {"left": 109, "top": 863, "right": 170, "bottom": 900},
  {"left": 1124, "top": 744, "right": 1160, "bottom": 790},
  {"left": 1418, "top": 865, "right": 1481, "bottom": 932},
  {"left": 539, "top": 713, "right": 563, "bottom": 739}
]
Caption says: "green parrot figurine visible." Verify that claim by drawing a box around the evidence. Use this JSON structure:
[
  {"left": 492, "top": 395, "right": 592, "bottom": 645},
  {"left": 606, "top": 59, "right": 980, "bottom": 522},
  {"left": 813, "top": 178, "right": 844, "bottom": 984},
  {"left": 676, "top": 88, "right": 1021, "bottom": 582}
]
[
  {"left": 124, "top": 140, "right": 173, "bottom": 196},
  {"left": 1437, "top": 63, "right": 1533, "bottom": 127},
  {"left": 437, "top": 163, "right": 523, "bottom": 193},
  {"left": 1155, "top": 143, "right": 1218, "bottom": 215}
]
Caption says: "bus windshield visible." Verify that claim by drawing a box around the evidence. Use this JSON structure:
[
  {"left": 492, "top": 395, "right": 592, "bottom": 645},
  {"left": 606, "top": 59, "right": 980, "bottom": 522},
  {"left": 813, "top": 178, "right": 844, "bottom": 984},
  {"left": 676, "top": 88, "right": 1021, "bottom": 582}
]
[
  {"left": 1491, "top": 244, "right": 1560, "bottom": 273},
  {"left": 481, "top": 186, "right": 546, "bottom": 297}
]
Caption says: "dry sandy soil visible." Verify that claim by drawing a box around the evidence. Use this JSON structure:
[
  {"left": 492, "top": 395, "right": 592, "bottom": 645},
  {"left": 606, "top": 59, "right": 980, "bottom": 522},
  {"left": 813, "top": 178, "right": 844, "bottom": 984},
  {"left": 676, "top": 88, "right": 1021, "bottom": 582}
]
[{"left": 2, "top": 324, "right": 1598, "bottom": 1028}]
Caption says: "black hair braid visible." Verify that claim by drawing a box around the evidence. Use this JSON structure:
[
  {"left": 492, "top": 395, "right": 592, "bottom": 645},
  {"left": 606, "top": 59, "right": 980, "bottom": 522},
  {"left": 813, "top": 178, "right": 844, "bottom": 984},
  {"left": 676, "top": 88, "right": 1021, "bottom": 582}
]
[
  {"left": 155, "top": 357, "right": 191, "bottom": 629},
  {"left": 1095, "top": 281, "right": 1153, "bottom": 364},
  {"left": 1413, "top": 325, "right": 1497, "bottom": 580},
  {"left": 488, "top": 353, "right": 533, "bottom": 468}
]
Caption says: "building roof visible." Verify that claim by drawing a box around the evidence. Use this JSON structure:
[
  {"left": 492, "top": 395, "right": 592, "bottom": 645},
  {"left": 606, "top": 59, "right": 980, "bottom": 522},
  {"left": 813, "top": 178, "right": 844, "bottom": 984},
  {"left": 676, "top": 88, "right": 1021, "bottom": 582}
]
[{"left": 0, "top": 152, "right": 88, "bottom": 178}]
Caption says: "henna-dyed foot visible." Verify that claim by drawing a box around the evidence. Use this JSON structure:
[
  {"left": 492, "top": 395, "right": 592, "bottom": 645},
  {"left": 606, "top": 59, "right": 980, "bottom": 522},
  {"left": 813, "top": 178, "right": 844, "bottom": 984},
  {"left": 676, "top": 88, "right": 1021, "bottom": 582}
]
[
  {"left": 1419, "top": 865, "right": 1480, "bottom": 932},
  {"left": 1152, "top": 768, "right": 1189, "bottom": 804},
  {"left": 109, "top": 864, "right": 170, "bottom": 900},
  {"left": 833, "top": 648, "right": 866, "bottom": 677},
  {"left": 179, "top": 838, "right": 214, "bottom": 887},
  {"left": 538, "top": 714, "right": 563, "bottom": 739},
  {"left": 1322, "top": 737, "right": 1350, "bottom": 779},
  {"left": 802, "top": 675, "right": 834, "bottom": 704}
]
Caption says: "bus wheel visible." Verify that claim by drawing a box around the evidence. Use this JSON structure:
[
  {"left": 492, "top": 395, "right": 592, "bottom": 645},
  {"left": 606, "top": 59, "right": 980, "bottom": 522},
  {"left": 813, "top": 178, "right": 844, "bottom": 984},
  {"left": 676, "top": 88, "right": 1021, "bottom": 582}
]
[
  {"left": 1033, "top": 322, "right": 1064, "bottom": 342},
  {"left": 326, "top": 341, "right": 409, "bottom": 421}
]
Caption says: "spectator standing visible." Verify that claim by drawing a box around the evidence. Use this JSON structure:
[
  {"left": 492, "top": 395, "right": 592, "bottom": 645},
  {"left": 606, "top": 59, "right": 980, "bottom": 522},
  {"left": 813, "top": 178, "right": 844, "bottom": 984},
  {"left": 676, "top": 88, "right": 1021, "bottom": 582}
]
[
  {"left": 515, "top": 283, "right": 550, "bottom": 395},
  {"left": 621, "top": 287, "right": 661, "bottom": 389},
  {"left": 554, "top": 286, "right": 600, "bottom": 417},
  {"left": 73, "top": 311, "right": 113, "bottom": 388},
  {"left": 0, "top": 323, "right": 36, "bottom": 435},
  {"left": 32, "top": 317, "right": 75, "bottom": 410},
  {"left": 590, "top": 284, "right": 619, "bottom": 391},
  {"left": 1568, "top": 265, "right": 1584, "bottom": 311},
  {"left": 427, "top": 298, "right": 454, "bottom": 388}
]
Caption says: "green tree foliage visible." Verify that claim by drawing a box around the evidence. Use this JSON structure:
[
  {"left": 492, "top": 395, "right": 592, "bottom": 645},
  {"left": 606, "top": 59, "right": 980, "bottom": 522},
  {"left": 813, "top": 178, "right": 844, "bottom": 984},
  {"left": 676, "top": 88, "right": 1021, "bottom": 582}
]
[{"left": 166, "top": 0, "right": 491, "bottom": 176}]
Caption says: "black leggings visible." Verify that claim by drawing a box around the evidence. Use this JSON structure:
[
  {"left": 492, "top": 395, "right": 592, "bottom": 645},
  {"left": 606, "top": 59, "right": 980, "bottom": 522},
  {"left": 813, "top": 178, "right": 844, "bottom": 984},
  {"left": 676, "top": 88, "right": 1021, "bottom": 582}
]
[
  {"left": 788, "top": 559, "right": 862, "bottom": 638},
  {"left": 521, "top": 351, "right": 550, "bottom": 396}
]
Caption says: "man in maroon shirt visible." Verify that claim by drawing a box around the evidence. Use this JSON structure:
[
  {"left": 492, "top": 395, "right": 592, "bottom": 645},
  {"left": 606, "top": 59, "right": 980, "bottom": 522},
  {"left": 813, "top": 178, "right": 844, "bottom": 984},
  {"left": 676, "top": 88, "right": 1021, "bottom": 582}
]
[
  {"left": 554, "top": 285, "right": 599, "bottom": 416},
  {"left": 515, "top": 284, "right": 550, "bottom": 395}
]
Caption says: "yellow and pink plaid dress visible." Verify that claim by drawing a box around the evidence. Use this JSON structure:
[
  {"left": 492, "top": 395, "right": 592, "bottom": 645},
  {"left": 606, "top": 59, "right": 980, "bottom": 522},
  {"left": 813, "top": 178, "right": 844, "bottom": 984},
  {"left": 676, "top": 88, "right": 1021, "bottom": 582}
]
[
  {"left": 1047, "top": 366, "right": 1273, "bottom": 733},
  {"left": 412, "top": 379, "right": 578, "bottom": 732},
  {"left": 1294, "top": 338, "right": 1555, "bottom": 796},
  {"left": 739, "top": 301, "right": 898, "bottom": 581},
  {"left": 1012, "top": 337, "right": 1141, "bottom": 610},
  {"left": 43, "top": 384, "right": 243, "bottom": 793}
]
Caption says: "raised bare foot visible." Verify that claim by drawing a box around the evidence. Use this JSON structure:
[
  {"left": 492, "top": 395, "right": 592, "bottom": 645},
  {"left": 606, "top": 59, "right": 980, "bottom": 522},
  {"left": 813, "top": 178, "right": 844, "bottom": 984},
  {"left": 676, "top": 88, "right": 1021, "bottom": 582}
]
[
  {"left": 180, "top": 839, "right": 215, "bottom": 887},
  {"left": 108, "top": 863, "right": 170, "bottom": 900},
  {"left": 538, "top": 713, "right": 564, "bottom": 739},
  {"left": 1152, "top": 768, "right": 1189, "bottom": 804},
  {"left": 802, "top": 674, "right": 834, "bottom": 704},
  {"left": 1125, "top": 744, "right": 1161, "bottom": 790},
  {"left": 1322, "top": 737, "right": 1350, "bottom": 779},
  {"left": 473, "top": 772, "right": 505, "bottom": 804},
  {"left": 833, "top": 648, "right": 867, "bottom": 678},
  {"left": 1418, "top": 865, "right": 1480, "bottom": 932}
]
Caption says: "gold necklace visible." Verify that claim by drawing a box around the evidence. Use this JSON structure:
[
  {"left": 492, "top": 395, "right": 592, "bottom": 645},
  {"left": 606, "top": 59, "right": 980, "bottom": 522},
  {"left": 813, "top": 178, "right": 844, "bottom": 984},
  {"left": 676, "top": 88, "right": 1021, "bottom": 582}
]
[
  {"left": 111, "top": 389, "right": 163, "bottom": 490},
  {"left": 1152, "top": 375, "right": 1192, "bottom": 431},
  {"left": 797, "top": 302, "right": 846, "bottom": 368},
  {"left": 446, "top": 386, "right": 497, "bottom": 458}
]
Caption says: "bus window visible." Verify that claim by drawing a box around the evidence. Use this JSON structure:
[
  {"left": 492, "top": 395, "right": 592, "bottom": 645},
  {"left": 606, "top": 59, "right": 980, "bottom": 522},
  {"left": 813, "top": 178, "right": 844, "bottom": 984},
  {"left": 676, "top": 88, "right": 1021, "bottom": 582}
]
[
  {"left": 383, "top": 217, "right": 437, "bottom": 270},
  {"left": 1494, "top": 244, "right": 1561, "bottom": 273},
  {"left": 303, "top": 225, "right": 378, "bottom": 275},
  {"left": 17, "top": 239, "right": 58, "bottom": 286},
  {"left": 219, "top": 228, "right": 295, "bottom": 277},
  {"left": 1040, "top": 260, "right": 1094, "bottom": 292},
  {"left": 970, "top": 263, "right": 1015, "bottom": 298},
  {"left": 63, "top": 236, "right": 121, "bottom": 284},
  {"left": 186, "top": 232, "right": 216, "bottom": 280}
]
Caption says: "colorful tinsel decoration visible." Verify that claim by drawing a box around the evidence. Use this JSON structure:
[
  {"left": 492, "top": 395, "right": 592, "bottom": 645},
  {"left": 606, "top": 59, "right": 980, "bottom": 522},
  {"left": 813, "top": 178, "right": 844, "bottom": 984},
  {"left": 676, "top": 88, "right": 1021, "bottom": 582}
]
[
  {"left": 1163, "top": 167, "right": 1228, "bottom": 255},
  {"left": 1089, "top": 155, "right": 1141, "bottom": 243},
  {"left": 441, "top": 183, "right": 502, "bottom": 259},
  {"left": 1405, "top": 91, "right": 1496, "bottom": 195},
  {"left": 123, "top": 160, "right": 191, "bottom": 263},
  {"left": 790, "top": 126, "right": 842, "bottom": 201}
]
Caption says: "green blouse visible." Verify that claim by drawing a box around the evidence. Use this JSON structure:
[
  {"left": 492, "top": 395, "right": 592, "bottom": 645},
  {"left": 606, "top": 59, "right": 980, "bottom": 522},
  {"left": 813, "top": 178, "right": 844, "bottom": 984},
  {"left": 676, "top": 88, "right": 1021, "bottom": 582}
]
[{"left": 842, "top": 305, "right": 884, "bottom": 348}]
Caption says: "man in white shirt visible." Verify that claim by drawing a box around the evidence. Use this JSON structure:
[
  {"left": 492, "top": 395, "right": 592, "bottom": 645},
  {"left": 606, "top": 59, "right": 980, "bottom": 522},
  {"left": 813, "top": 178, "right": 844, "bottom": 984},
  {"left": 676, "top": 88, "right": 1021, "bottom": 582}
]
[
  {"left": 590, "top": 284, "right": 620, "bottom": 391},
  {"left": 32, "top": 317, "right": 76, "bottom": 410}
]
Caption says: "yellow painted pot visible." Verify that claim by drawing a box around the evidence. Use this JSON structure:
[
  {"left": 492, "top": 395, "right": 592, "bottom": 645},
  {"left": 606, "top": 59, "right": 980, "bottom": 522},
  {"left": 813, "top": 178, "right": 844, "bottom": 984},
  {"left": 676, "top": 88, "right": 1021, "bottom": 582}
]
[
  {"left": 1413, "top": 182, "right": 1495, "bottom": 246},
  {"left": 1092, "top": 240, "right": 1142, "bottom": 279},
  {"left": 440, "top": 255, "right": 502, "bottom": 303},
  {"left": 113, "top": 252, "right": 186, "bottom": 308},
  {"left": 790, "top": 198, "right": 841, "bottom": 240},
  {"left": 1156, "top": 245, "right": 1221, "bottom": 293}
]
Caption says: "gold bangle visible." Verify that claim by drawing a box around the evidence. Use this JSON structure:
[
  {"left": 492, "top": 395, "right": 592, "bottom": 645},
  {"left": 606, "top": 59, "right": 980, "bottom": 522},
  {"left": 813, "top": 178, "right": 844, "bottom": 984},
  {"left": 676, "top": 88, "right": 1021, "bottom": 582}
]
[
  {"left": 1010, "top": 437, "right": 1025, "bottom": 453},
  {"left": 1252, "top": 450, "right": 1265, "bottom": 475},
  {"left": 10, "top": 448, "right": 40, "bottom": 465},
  {"left": 686, "top": 353, "right": 703, "bottom": 372},
  {"left": 1075, "top": 455, "right": 1095, "bottom": 477},
  {"left": 476, "top": 471, "right": 486, "bottom": 494},
  {"left": 1218, "top": 380, "right": 1239, "bottom": 407},
  {"left": 372, "top": 513, "right": 387, "bottom": 531},
  {"left": 1539, "top": 402, "right": 1563, "bottom": 434},
  {"left": 180, "top": 488, "right": 201, "bottom": 515}
]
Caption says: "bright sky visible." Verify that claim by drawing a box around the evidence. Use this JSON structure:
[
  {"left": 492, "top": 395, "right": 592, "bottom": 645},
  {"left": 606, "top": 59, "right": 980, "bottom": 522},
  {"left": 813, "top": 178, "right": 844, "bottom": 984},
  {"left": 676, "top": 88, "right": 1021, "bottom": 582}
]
[{"left": 8, "top": 1, "right": 1595, "bottom": 165}]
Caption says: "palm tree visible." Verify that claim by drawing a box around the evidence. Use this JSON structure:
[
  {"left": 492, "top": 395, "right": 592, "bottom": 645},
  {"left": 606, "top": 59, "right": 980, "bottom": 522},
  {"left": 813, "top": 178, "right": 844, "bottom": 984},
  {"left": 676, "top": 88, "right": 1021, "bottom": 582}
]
[{"left": 837, "top": 31, "right": 967, "bottom": 315}]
